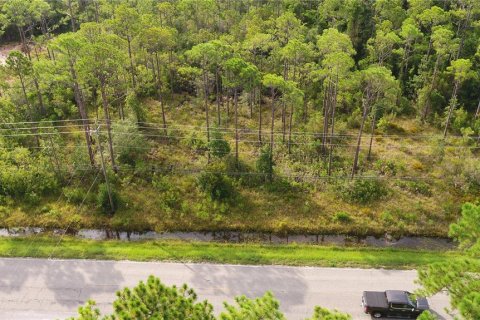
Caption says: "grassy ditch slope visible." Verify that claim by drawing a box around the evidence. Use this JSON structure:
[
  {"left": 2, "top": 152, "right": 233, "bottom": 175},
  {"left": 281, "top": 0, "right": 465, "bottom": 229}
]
[{"left": 0, "top": 237, "right": 462, "bottom": 269}]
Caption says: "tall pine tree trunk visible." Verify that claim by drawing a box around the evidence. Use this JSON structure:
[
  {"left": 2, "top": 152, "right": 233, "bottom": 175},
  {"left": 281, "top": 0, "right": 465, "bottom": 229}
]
[
  {"left": 155, "top": 53, "right": 167, "bottom": 136},
  {"left": 100, "top": 82, "right": 117, "bottom": 172},
  {"left": 258, "top": 86, "right": 262, "bottom": 144},
  {"left": 215, "top": 68, "right": 221, "bottom": 126},
  {"left": 288, "top": 103, "right": 293, "bottom": 154},
  {"left": 443, "top": 80, "right": 460, "bottom": 138},
  {"left": 367, "top": 110, "right": 377, "bottom": 160},
  {"left": 422, "top": 55, "right": 441, "bottom": 121},
  {"left": 234, "top": 88, "right": 239, "bottom": 167},
  {"left": 226, "top": 89, "right": 230, "bottom": 124},
  {"left": 269, "top": 87, "right": 275, "bottom": 182},
  {"left": 303, "top": 93, "right": 308, "bottom": 123},
  {"left": 322, "top": 78, "right": 332, "bottom": 154},
  {"left": 169, "top": 51, "right": 175, "bottom": 94},
  {"left": 475, "top": 98, "right": 480, "bottom": 119},
  {"left": 33, "top": 78, "right": 45, "bottom": 115},
  {"left": 70, "top": 62, "right": 95, "bottom": 166},
  {"left": 328, "top": 77, "right": 338, "bottom": 176},
  {"left": 67, "top": 0, "right": 76, "bottom": 32},
  {"left": 127, "top": 36, "right": 136, "bottom": 87},
  {"left": 249, "top": 89, "right": 254, "bottom": 119},
  {"left": 281, "top": 101, "right": 286, "bottom": 143},
  {"left": 203, "top": 70, "right": 210, "bottom": 143},
  {"left": 351, "top": 89, "right": 371, "bottom": 179}
]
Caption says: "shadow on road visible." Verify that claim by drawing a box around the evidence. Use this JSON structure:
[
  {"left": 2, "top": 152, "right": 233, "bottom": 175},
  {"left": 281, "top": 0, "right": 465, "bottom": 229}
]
[
  {"left": 44, "top": 258, "right": 124, "bottom": 308},
  {"left": 186, "top": 262, "right": 308, "bottom": 314},
  {"left": 0, "top": 256, "right": 124, "bottom": 310}
]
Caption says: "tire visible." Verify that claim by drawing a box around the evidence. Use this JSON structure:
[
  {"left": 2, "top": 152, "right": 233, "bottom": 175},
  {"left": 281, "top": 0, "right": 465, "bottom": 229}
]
[{"left": 372, "top": 312, "right": 383, "bottom": 318}]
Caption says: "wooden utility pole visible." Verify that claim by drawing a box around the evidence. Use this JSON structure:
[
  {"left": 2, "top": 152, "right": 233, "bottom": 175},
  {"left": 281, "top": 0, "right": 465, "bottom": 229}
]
[{"left": 95, "top": 125, "right": 115, "bottom": 214}]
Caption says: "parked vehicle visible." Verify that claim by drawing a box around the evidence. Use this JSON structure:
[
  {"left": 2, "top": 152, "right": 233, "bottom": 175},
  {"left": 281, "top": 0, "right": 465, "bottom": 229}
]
[{"left": 362, "top": 290, "right": 429, "bottom": 318}]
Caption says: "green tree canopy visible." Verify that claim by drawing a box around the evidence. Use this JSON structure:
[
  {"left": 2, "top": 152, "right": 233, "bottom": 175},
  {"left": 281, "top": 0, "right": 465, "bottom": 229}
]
[
  {"left": 70, "top": 276, "right": 355, "bottom": 320},
  {"left": 417, "top": 203, "right": 480, "bottom": 319}
]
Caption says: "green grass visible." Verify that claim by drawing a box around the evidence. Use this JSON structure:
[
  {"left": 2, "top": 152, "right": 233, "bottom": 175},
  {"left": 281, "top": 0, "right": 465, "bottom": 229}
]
[{"left": 0, "top": 237, "right": 463, "bottom": 269}]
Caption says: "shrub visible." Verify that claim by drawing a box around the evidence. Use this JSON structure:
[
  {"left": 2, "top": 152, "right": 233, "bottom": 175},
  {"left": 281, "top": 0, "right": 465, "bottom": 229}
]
[
  {"left": 112, "top": 120, "right": 149, "bottom": 166},
  {"left": 152, "top": 175, "right": 180, "bottom": 210},
  {"left": 377, "top": 113, "right": 404, "bottom": 134},
  {"left": 402, "top": 180, "right": 432, "bottom": 196},
  {"left": 381, "top": 211, "right": 395, "bottom": 226},
  {"left": 197, "top": 170, "right": 234, "bottom": 202},
  {"left": 256, "top": 147, "right": 274, "bottom": 182},
  {"left": 333, "top": 211, "right": 352, "bottom": 223},
  {"left": 224, "top": 156, "right": 260, "bottom": 186},
  {"left": 338, "top": 178, "right": 387, "bottom": 204},
  {"left": 441, "top": 154, "right": 480, "bottom": 194},
  {"left": 63, "top": 187, "right": 87, "bottom": 204},
  {"left": 374, "top": 159, "right": 397, "bottom": 176},
  {"left": 152, "top": 174, "right": 173, "bottom": 192},
  {"left": 208, "top": 129, "right": 230, "bottom": 158},
  {"left": 182, "top": 131, "right": 207, "bottom": 153},
  {"left": 346, "top": 109, "right": 361, "bottom": 129},
  {"left": 125, "top": 92, "right": 146, "bottom": 123},
  {"left": 97, "top": 183, "right": 121, "bottom": 214},
  {"left": 0, "top": 147, "right": 58, "bottom": 199},
  {"left": 452, "top": 108, "right": 470, "bottom": 134},
  {"left": 264, "top": 178, "right": 296, "bottom": 193}
]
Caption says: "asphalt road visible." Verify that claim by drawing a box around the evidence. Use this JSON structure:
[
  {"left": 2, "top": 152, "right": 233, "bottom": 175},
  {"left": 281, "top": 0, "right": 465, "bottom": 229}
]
[{"left": 0, "top": 258, "right": 451, "bottom": 320}]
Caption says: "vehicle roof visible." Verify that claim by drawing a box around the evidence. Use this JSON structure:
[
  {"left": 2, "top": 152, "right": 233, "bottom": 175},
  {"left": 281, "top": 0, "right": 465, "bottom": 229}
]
[{"left": 385, "top": 290, "right": 410, "bottom": 304}]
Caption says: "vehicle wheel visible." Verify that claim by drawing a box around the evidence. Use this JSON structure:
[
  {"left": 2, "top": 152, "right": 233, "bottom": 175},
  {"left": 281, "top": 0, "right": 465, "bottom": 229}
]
[{"left": 372, "top": 312, "right": 383, "bottom": 318}]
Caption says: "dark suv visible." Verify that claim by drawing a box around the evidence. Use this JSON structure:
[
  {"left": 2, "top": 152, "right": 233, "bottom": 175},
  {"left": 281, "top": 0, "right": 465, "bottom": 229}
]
[{"left": 362, "top": 290, "right": 429, "bottom": 318}]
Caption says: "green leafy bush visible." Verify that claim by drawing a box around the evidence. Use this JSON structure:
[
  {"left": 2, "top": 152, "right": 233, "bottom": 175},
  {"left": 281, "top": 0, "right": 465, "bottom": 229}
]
[
  {"left": 452, "top": 108, "right": 470, "bottom": 134},
  {"left": 182, "top": 131, "right": 207, "bottom": 153},
  {"left": 374, "top": 159, "right": 397, "bottom": 176},
  {"left": 152, "top": 174, "right": 173, "bottom": 191},
  {"left": 381, "top": 211, "right": 395, "bottom": 226},
  {"left": 256, "top": 147, "right": 274, "bottom": 182},
  {"left": 197, "top": 170, "right": 234, "bottom": 202},
  {"left": 63, "top": 187, "right": 87, "bottom": 204},
  {"left": 346, "top": 109, "right": 361, "bottom": 129},
  {"left": 125, "top": 92, "right": 146, "bottom": 123},
  {"left": 377, "top": 113, "right": 405, "bottom": 134},
  {"left": 97, "top": 183, "right": 120, "bottom": 214},
  {"left": 0, "top": 147, "right": 58, "bottom": 200},
  {"left": 441, "top": 154, "right": 480, "bottom": 194},
  {"left": 208, "top": 129, "right": 230, "bottom": 158},
  {"left": 112, "top": 120, "right": 149, "bottom": 166},
  {"left": 333, "top": 211, "right": 352, "bottom": 223},
  {"left": 397, "top": 180, "right": 432, "bottom": 196},
  {"left": 152, "top": 174, "right": 180, "bottom": 210},
  {"left": 338, "top": 179, "right": 388, "bottom": 204}
]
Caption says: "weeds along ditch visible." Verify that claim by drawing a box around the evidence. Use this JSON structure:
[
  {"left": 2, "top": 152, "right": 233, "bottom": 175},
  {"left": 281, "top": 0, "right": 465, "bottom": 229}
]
[{"left": 0, "top": 228, "right": 455, "bottom": 251}]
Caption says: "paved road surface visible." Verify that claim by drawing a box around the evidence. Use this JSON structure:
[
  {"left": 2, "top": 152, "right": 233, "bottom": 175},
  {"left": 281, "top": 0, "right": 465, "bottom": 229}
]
[{"left": 0, "top": 258, "right": 451, "bottom": 319}]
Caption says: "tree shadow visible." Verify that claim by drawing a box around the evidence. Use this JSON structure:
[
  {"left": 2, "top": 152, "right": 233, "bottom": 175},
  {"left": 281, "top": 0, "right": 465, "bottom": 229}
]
[
  {"left": 185, "top": 262, "right": 309, "bottom": 317},
  {"left": 43, "top": 258, "right": 124, "bottom": 309},
  {"left": 0, "top": 255, "right": 124, "bottom": 316}
]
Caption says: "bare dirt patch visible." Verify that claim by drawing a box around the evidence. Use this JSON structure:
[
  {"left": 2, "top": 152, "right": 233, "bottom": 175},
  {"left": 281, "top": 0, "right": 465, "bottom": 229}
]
[{"left": 0, "top": 43, "right": 22, "bottom": 64}]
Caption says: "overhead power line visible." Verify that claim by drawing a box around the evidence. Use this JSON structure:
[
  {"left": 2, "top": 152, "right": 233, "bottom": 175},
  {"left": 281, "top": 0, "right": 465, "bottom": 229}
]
[{"left": 0, "top": 118, "right": 476, "bottom": 140}]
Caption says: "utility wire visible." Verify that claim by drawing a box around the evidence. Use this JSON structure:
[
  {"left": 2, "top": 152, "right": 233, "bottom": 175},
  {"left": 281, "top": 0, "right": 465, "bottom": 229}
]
[
  {"left": 47, "top": 169, "right": 101, "bottom": 260},
  {"left": 0, "top": 118, "right": 476, "bottom": 140}
]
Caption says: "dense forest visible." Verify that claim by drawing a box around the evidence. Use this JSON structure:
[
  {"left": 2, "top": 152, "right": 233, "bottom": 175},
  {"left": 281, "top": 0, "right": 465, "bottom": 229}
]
[{"left": 0, "top": 0, "right": 479, "bottom": 237}]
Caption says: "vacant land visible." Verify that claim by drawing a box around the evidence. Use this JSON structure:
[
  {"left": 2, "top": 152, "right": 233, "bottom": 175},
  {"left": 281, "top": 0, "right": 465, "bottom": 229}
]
[{"left": 0, "top": 1, "right": 478, "bottom": 239}]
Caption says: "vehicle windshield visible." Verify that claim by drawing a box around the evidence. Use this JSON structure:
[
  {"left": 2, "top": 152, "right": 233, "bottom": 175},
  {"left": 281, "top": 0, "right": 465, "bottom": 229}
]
[{"left": 406, "top": 292, "right": 417, "bottom": 306}]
